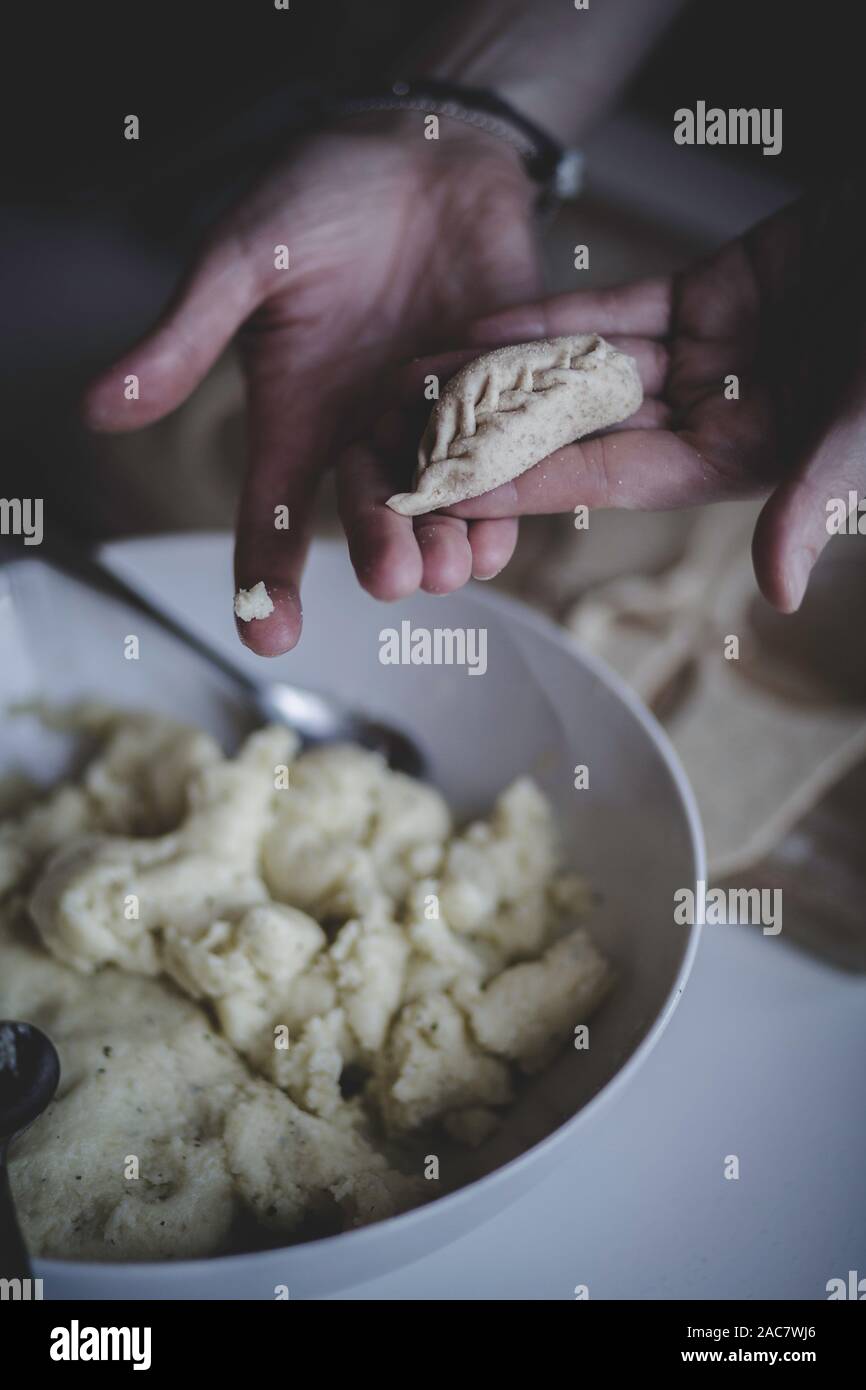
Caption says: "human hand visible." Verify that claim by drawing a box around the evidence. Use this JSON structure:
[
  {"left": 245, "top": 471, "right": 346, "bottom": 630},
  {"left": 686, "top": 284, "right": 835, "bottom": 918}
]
[
  {"left": 352, "top": 184, "right": 866, "bottom": 612},
  {"left": 82, "top": 116, "right": 540, "bottom": 653}
]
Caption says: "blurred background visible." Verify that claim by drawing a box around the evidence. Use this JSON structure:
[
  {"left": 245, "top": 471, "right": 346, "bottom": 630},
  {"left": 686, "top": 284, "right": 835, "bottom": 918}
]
[{"left": 1, "top": 0, "right": 863, "bottom": 967}]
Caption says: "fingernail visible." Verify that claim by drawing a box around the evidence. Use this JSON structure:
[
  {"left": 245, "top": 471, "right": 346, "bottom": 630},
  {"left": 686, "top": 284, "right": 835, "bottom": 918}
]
[
  {"left": 473, "top": 567, "right": 502, "bottom": 582},
  {"left": 786, "top": 547, "right": 813, "bottom": 611}
]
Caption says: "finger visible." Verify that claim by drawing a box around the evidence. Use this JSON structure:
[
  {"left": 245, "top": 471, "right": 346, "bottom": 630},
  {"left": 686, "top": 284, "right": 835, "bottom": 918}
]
[
  {"left": 414, "top": 515, "right": 473, "bottom": 594},
  {"left": 82, "top": 235, "right": 259, "bottom": 432},
  {"left": 752, "top": 410, "right": 866, "bottom": 612},
  {"left": 337, "top": 442, "right": 423, "bottom": 601},
  {"left": 233, "top": 353, "right": 333, "bottom": 657},
  {"left": 594, "top": 397, "right": 671, "bottom": 433},
  {"left": 608, "top": 338, "right": 669, "bottom": 396},
  {"left": 467, "top": 276, "right": 674, "bottom": 346},
  {"left": 392, "top": 336, "right": 668, "bottom": 408},
  {"left": 467, "top": 517, "right": 519, "bottom": 580},
  {"left": 446, "top": 427, "right": 752, "bottom": 520}
]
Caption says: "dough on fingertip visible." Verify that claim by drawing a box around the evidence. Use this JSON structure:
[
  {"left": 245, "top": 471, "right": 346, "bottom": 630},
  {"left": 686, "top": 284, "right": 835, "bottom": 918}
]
[{"left": 234, "top": 581, "right": 275, "bottom": 622}]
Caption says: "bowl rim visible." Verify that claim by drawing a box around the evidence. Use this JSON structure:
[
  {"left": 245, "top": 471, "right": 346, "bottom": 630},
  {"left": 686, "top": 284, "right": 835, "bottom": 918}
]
[{"left": 32, "top": 531, "right": 706, "bottom": 1278}]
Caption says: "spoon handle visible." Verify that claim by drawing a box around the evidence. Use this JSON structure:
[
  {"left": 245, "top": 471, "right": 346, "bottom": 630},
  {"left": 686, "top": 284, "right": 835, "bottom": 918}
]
[{"left": 0, "top": 1143, "right": 31, "bottom": 1280}]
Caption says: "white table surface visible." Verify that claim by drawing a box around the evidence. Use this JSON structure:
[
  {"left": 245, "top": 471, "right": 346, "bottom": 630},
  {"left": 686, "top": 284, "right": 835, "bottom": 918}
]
[{"left": 331, "top": 922, "right": 866, "bottom": 1300}]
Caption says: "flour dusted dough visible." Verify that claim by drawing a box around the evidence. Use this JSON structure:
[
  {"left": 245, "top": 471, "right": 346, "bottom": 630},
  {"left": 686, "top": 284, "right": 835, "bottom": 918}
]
[
  {"left": 387, "top": 334, "right": 643, "bottom": 516},
  {"left": 0, "top": 709, "right": 612, "bottom": 1260}
]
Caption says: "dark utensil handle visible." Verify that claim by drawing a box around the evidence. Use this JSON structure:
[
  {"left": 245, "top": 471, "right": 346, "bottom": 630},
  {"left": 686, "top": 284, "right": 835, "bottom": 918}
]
[{"left": 0, "top": 1144, "right": 30, "bottom": 1279}]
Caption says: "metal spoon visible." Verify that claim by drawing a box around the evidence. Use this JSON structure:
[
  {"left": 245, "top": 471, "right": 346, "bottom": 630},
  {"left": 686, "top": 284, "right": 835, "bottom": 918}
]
[
  {"left": 1, "top": 537, "right": 427, "bottom": 778},
  {"left": 0, "top": 1021, "right": 60, "bottom": 1280}
]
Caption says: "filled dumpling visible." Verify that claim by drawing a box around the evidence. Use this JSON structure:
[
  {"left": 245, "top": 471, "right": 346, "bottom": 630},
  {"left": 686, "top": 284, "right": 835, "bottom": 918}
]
[{"left": 387, "top": 334, "right": 643, "bottom": 517}]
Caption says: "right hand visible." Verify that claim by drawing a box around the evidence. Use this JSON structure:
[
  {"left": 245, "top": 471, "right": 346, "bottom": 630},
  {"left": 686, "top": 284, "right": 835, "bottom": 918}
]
[{"left": 350, "top": 182, "right": 866, "bottom": 613}]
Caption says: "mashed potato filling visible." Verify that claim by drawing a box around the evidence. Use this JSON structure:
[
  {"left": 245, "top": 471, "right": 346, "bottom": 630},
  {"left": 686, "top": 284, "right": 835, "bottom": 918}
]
[{"left": 0, "top": 710, "right": 612, "bottom": 1261}]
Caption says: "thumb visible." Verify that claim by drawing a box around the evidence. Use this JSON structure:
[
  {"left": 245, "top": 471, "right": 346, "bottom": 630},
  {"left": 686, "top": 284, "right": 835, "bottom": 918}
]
[
  {"left": 81, "top": 234, "right": 261, "bottom": 432},
  {"left": 753, "top": 408, "right": 866, "bottom": 611}
]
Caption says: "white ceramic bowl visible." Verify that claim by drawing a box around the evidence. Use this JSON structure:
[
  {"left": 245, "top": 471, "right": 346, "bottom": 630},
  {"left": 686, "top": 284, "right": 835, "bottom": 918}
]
[{"left": 0, "top": 534, "right": 704, "bottom": 1299}]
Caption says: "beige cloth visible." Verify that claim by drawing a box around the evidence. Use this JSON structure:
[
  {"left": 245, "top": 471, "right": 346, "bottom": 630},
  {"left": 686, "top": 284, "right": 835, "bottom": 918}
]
[{"left": 566, "top": 502, "right": 866, "bottom": 879}]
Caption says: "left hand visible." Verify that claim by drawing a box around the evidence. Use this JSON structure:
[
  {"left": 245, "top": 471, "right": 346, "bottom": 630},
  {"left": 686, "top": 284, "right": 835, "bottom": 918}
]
[{"left": 83, "top": 115, "right": 541, "bottom": 653}]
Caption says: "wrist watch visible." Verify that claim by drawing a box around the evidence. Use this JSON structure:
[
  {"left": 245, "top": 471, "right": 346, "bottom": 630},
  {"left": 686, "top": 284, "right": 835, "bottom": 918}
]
[{"left": 327, "top": 78, "right": 584, "bottom": 207}]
